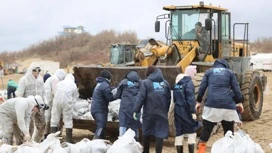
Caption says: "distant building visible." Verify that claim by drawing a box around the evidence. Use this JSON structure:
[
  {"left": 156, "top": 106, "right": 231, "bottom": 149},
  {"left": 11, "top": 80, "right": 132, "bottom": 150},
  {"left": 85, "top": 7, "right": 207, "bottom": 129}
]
[{"left": 59, "top": 26, "right": 85, "bottom": 35}]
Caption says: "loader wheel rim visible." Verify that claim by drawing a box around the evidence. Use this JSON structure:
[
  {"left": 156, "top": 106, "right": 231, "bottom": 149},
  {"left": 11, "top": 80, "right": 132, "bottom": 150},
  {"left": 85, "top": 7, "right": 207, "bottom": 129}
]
[{"left": 253, "top": 84, "right": 261, "bottom": 109}]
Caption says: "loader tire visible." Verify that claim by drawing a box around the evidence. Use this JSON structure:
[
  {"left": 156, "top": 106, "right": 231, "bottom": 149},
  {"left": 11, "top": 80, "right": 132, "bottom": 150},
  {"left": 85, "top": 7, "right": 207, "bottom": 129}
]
[
  {"left": 168, "top": 73, "right": 205, "bottom": 137},
  {"left": 241, "top": 71, "right": 263, "bottom": 120}
]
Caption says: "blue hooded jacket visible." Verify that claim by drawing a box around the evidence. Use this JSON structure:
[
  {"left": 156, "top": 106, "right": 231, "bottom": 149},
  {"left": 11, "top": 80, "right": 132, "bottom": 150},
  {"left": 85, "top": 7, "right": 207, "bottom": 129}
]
[
  {"left": 134, "top": 68, "right": 171, "bottom": 120},
  {"left": 173, "top": 76, "right": 202, "bottom": 135},
  {"left": 174, "top": 76, "right": 196, "bottom": 114},
  {"left": 197, "top": 59, "right": 243, "bottom": 110},
  {"left": 116, "top": 71, "right": 141, "bottom": 126},
  {"left": 91, "top": 77, "right": 115, "bottom": 114}
]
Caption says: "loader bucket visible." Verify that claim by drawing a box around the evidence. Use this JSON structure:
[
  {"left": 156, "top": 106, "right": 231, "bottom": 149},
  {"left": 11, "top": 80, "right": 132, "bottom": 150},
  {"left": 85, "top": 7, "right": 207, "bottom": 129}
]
[{"left": 73, "top": 66, "right": 182, "bottom": 99}]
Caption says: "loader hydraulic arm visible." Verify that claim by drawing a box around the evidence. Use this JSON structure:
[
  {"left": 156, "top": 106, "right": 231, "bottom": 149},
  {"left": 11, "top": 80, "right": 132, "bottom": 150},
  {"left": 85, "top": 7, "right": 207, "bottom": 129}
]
[{"left": 134, "top": 38, "right": 173, "bottom": 66}]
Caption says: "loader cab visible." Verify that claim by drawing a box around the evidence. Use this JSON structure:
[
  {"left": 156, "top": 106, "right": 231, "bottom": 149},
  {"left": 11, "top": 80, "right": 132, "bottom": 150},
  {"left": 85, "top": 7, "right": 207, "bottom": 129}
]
[
  {"left": 155, "top": 2, "right": 249, "bottom": 63},
  {"left": 110, "top": 44, "right": 137, "bottom": 66}
]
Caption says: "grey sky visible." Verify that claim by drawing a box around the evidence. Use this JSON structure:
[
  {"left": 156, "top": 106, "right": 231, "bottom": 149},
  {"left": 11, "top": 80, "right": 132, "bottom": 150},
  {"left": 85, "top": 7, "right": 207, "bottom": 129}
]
[{"left": 0, "top": 0, "right": 271, "bottom": 52}]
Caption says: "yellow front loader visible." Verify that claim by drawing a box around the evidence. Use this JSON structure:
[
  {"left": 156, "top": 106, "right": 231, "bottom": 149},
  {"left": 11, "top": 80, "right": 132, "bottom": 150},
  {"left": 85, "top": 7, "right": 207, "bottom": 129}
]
[{"left": 73, "top": 2, "right": 267, "bottom": 136}]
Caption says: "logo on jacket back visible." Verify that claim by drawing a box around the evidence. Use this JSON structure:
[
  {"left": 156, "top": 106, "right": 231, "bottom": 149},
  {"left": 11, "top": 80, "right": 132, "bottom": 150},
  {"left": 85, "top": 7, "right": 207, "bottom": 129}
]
[
  {"left": 174, "top": 84, "right": 185, "bottom": 95},
  {"left": 213, "top": 68, "right": 225, "bottom": 75},
  {"left": 174, "top": 84, "right": 183, "bottom": 90},
  {"left": 127, "top": 81, "right": 138, "bottom": 87},
  {"left": 153, "top": 82, "right": 165, "bottom": 91}
]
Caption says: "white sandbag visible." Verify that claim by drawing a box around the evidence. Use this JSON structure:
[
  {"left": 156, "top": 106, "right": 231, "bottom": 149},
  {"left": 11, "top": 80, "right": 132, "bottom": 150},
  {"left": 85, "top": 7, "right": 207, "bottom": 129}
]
[
  {"left": 234, "top": 130, "right": 264, "bottom": 153},
  {"left": 211, "top": 130, "right": 265, "bottom": 153},
  {"left": 77, "top": 108, "right": 89, "bottom": 115},
  {"left": 107, "top": 128, "right": 143, "bottom": 153},
  {"left": 0, "top": 144, "right": 14, "bottom": 153},
  {"left": 82, "top": 112, "right": 93, "bottom": 120},
  {"left": 74, "top": 101, "right": 89, "bottom": 111},
  {"left": 64, "top": 138, "right": 91, "bottom": 153},
  {"left": 64, "top": 138, "right": 111, "bottom": 153},
  {"left": 0, "top": 131, "right": 63, "bottom": 153},
  {"left": 38, "top": 131, "right": 62, "bottom": 152},
  {"left": 211, "top": 131, "right": 234, "bottom": 153},
  {"left": 108, "top": 99, "right": 120, "bottom": 120},
  {"left": 81, "top": 139, "right": 111, "bottom": 153},
  {"left": 50, "top": 145, "right": 67, "bottom": 153},
  {"left": 14, "top": 146, "right": 43, "bottom": 153}
]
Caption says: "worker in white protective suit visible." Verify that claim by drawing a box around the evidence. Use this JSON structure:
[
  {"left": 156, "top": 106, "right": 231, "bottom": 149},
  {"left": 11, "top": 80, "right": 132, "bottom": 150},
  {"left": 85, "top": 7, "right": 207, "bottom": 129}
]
[
  {"left": 50, "top": 73, "right": 78, "bottom": 143},
  {"left": 0, "top": 95, "right": 45, "bottom": 145},
  {"left": 16, "top": 65, "right": 48, "bottom": 143},
  {"left": 44, "top": 69, "right": 66, "bottom": 138}
]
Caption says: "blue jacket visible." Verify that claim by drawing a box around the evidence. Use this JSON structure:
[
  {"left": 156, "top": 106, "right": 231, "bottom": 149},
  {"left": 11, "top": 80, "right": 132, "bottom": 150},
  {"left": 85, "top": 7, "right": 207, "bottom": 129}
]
[
  {"left": 91, "top": 77, "right": 115, "bottom": 114},
  {"left": 174, "top": 76, "right": 202, "bottom": 135},
  {"left": 197, "top": 59, "right": 243, "bottom": 110},
  {"left": 174, "top": 76, "right": 196, "bottom": 114},
  {"left": 116, "top": 71, "right": 140, "bottom": 115},
  {"left": 134, "top": 68, "right": 171, "bottom": 120},
  {"left": 116, "top": 71, "right": 141, "bottom": 127}
]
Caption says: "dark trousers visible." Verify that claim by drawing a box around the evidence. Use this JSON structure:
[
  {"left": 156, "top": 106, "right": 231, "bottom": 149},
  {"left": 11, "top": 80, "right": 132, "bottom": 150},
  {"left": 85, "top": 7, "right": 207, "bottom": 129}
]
[
  {"left": 7, "top": 86, "right": 16, "bottom": 99},
  {"left": 200, "top": 119, "right": 234, "bottom": 142}
]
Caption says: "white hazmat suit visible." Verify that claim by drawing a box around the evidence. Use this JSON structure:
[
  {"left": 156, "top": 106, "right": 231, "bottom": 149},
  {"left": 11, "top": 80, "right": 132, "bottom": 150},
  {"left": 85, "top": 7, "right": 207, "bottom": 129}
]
[
  {"left": 44, "top": 69, "right": 66, "bottom": 136},
  {"left": 0, "top": 95, "right": 44, "bottom": 145},
  {"left": 16, "top": 64, "right": 48, "bottom": 143},
  {"left": 50, "top": 73, "right": 78, "bottom": 143}
]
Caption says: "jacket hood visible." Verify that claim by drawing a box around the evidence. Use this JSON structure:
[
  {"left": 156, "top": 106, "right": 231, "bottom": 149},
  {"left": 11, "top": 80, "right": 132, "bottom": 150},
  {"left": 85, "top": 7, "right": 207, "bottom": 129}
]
[
  {"left": 126, "top": 71, "right": 139, "bottom": 82},
  {"left": 213, "top": 59, "right": 229, "bottom": 68},
  {"left": 175, "top": 73, "right": 186, "bottom": 83},
  {"left": 147, "top": 68, "right": 164, "bottom": 82},
  {"left": 55, "top": 69, "right": 67, "bottom": 81},
  {"left": 26, "top": 63, "right": 41, "bottom": 75},
  {"left": 177, "top": 76, "right": 192, "bottom": 85},
  {"left": 26, "top": 95, "right": 44, "bottom": 110},
  {"left": 65, "top": 73, "right": 75, "bottom": 81},
  {"left": 96, "top": 77, "right": 109, "bottom": 83}
]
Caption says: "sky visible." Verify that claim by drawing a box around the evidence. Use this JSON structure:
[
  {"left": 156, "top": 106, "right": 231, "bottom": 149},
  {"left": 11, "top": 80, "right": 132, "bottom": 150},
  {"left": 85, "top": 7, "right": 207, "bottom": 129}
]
[{"left": 0, "top": 0, "right": 271, "bottom": 52}]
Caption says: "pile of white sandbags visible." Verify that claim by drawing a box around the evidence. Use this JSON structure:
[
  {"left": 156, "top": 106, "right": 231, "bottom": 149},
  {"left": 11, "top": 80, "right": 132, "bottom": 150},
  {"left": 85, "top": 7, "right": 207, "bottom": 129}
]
[
  {"left": 73, "top": 99, "right": 92, "bottom": 120},
  {"left": 211, "top": 130, "right": 264, "bottom": 153},
  {"left": 0, "top": 131, "right": 66, "bottom": 153},
  {"left": 63, "top": 138, "right": 111, "bottom": 153},
  {"left": 72, "top": 98, "right": 121, "bottom": 122}
]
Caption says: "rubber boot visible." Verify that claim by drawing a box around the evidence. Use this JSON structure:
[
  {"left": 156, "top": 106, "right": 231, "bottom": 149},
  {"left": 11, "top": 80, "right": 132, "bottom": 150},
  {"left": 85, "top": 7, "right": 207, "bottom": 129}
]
[
  {"left": 197, "top": 143, "right": 206, "bottom": 153},
  {"left": 155, "top": 137, "right": 163, "bottom": 153},
  {"left": 93, "top": 128, "right": 105, "bottom": 139},
  {"left": 143, "top": 135, "right": 150, "bottom": 153},
  {"left": 188, "top": 144, "right": 194, "bottom": 153},
  {"left": 66, "top": 128, "right": 73, "bottom": 143},
  {"left": 50, "top": 127, "right": 58, "bottom": 134},
  {"left": 176, "top": 145, "right": 183, "bottom": 153}
]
